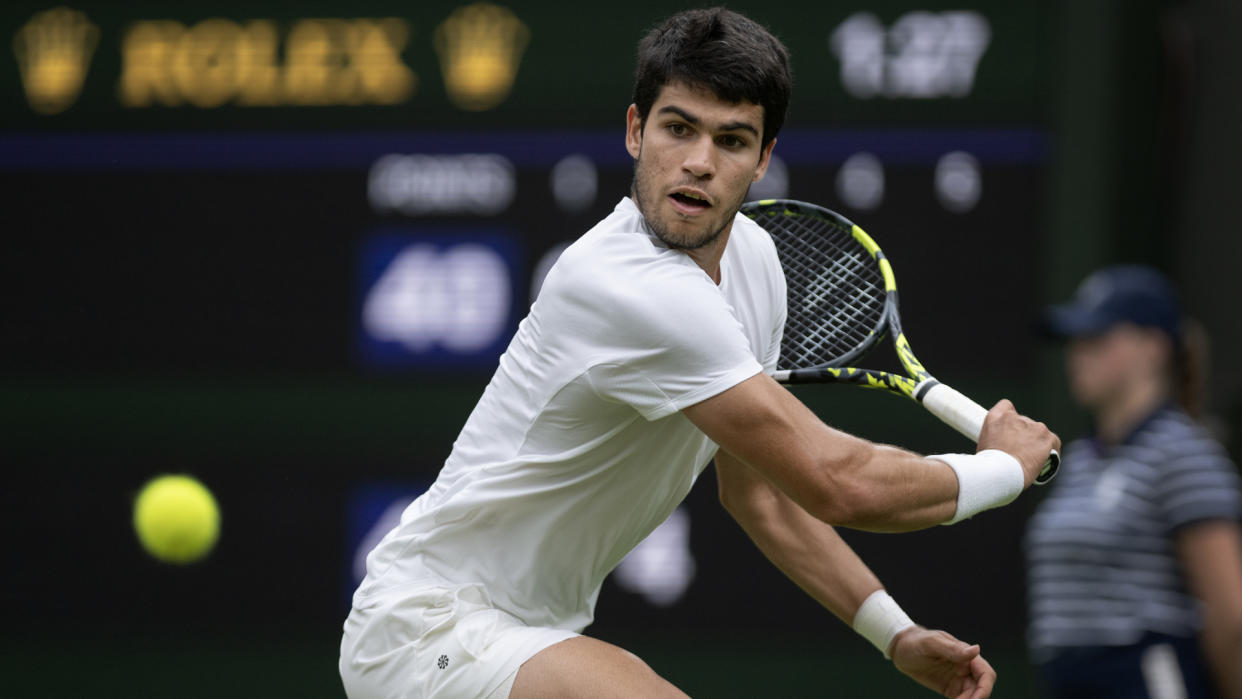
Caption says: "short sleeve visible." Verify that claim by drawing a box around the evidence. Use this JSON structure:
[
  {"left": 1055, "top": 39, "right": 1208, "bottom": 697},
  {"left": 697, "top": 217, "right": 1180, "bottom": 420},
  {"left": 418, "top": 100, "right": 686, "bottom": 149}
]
[
  {"left": 1155, "top": 442, "right": 1242, "bottom": 532},
  {"left": 762, "top": 278, "right": 786, "bottom": 373},
  {"left": 582, "top": 269, "right": 763, "bottom": 421}
]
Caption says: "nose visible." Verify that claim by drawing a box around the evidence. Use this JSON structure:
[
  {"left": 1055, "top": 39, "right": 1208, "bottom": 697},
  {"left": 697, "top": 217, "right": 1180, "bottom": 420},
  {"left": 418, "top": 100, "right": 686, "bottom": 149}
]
[{"left": 682, "top": 135, "right": 715, "bottom": 179}]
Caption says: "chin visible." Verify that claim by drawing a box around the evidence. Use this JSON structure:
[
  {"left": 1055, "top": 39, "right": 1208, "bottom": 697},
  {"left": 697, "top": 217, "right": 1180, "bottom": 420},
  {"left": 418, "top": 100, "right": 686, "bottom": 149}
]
[
  {"left": 646, "top": 209, "right": 709, "bottom": 247},
  {"left": 662, "top": 222, "right": 720, "bottom": 250}
]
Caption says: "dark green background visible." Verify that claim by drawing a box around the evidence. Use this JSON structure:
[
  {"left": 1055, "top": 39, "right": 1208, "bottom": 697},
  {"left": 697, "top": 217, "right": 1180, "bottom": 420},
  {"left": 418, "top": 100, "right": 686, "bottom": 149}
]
[{"left": 6, "top": 1, "right": 1242, "bottom": 697}]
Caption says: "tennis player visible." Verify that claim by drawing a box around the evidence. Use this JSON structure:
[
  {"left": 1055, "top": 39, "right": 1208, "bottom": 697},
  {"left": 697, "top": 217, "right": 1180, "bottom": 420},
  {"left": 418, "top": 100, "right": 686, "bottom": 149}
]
[{"left": 340, "top": 8, "right": 1059, "bottom": 699}]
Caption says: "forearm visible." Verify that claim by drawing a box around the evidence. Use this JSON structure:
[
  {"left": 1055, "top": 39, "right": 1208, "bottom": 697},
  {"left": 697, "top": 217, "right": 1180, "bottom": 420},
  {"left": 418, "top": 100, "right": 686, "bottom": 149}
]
[
  {"left": 1179, "top": 522, "right": 1242, "bottom": 699},
  {"left": 718, "top": 449, "right": 899, "bottom": 624},
  {"left": 719, "top": 453, "right": 1003, "bottom": 693},
  {"left": 715, "top": 414, "right": 962, "bottom": 532},
  {"left": 733, "top": 478, "right": 884, "bottom": 623},
  {"left": 794, "top": 433, "right": 1026, "bottom": 532},
  {"left": 725, "top": 469, "right": 921, "bottom": 659},
  {"left": 688, "top": 374, "right": 1030, "bottom": 532},
  {"left": 1202, "top": 624, "right": 1242, "bottom": 699},
  {"left": 831, "top": 441, "right": 961, "bottom": 532}
]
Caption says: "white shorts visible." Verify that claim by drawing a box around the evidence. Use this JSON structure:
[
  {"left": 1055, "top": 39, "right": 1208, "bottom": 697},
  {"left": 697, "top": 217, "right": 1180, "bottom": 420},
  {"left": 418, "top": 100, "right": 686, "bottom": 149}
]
[{"left": 339, "top": 580, "right": 579, "bottom": 699}]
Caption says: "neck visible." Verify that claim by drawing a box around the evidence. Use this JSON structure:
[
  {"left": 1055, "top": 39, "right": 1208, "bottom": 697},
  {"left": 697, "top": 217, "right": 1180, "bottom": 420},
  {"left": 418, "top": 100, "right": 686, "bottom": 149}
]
[
  {"left": 680, "top": 226, "right": 731, "bottom": 284},
  {"left": 1094, "top": 376, "right": 1168, "bottom": 444}
]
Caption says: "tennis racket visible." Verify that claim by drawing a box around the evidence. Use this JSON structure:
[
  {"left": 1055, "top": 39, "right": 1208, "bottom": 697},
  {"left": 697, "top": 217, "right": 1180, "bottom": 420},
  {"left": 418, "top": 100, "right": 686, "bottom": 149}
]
[{"left": 741, "top": 199, "right": 1059, "bottom": 485}]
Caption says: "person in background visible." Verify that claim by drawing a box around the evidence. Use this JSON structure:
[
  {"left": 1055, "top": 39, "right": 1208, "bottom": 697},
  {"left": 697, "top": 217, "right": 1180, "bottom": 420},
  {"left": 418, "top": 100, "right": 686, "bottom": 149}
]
[{"left": 1025, "top": 264, "right": 1242, "bottom": 698}]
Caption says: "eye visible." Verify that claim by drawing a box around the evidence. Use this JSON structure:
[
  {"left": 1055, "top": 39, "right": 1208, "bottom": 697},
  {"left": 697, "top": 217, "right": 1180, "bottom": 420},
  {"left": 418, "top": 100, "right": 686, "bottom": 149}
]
[
  {"left": 718, "top": 134, "right": 746, "bottom": 149},
  {"left": 667, "top": 122, "right": 690, "bottom": 137}
]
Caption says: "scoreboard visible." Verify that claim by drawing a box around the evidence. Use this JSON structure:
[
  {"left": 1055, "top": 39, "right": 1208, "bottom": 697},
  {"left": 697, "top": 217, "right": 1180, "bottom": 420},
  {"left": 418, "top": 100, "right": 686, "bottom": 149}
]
[
  {"left": 4, "top": 0, "right": 1056, "bottom": 644},
  {"left": 5, "top": 1, "right": 1048, "bottom": 127},
  {"left": 4, "top": 0, "right": 1052, "bottom": 377}
]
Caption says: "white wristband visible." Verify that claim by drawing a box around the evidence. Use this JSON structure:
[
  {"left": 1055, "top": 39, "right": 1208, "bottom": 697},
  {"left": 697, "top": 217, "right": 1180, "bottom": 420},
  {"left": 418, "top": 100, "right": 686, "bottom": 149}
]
[
  {"left": 852, "top": 589, "right": 915, "bottom": 658},
  {"left": 930, "top": 449, "right": 1025, "bottom": 525}
]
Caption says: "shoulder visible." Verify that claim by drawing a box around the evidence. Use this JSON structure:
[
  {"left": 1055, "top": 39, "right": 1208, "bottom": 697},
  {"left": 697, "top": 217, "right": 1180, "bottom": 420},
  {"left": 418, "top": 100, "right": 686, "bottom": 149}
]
[
  {"left": 723, "top": 207, "right": 786, "bottom": 316},
  {"left": 1144, "top": 410, "right": 1242, "bottom": 524},
  {"left": 1135, "top": 407, "right": 1241, "bottom": 497},
  {"left": 727, "top": 209, "right": 782, "bottom": 269},
  {"left": 1139, "top": 408, "right": 1233, "bottom": 464}
]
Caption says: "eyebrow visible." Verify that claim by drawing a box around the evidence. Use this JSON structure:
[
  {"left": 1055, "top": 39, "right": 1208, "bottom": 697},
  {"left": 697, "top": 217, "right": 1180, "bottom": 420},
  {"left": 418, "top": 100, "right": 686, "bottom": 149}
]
[{"left": 656, "top": 105, "right": 760, "bottom": 138}]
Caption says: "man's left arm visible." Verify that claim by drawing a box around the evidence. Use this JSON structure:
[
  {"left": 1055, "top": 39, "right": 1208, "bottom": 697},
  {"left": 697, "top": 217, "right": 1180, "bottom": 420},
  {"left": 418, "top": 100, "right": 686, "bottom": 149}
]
[{"left": 716, "top": 449, "right": 995, "bottom": 699}]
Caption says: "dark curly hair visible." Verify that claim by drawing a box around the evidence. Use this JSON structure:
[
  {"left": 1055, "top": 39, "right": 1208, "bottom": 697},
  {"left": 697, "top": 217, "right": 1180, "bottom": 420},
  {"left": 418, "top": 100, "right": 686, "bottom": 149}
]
[{"left": 632, "top": 8, "right": 792, "bottom": 150}]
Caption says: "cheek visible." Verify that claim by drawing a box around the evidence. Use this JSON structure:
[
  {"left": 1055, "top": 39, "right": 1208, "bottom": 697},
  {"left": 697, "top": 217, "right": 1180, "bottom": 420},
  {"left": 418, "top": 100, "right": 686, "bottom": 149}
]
[
  {"left": 1066, "top": 356, "right": 1108, "bottom": 403},
  {"left": 1067, "top": 346, "right": 1106, "bottom": 382},
  {"left": 637, "top": 141, "right": 676, "bottom": 174},
  {"left": 724, "top": 151, "right": 759, "bottom": 177}
]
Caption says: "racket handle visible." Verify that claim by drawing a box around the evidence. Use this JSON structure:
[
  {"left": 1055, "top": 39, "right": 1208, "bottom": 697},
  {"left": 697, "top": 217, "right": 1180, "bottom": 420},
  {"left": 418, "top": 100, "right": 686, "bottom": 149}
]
[{"left": 915, "top": 379, "right": 1059, "bottom": 485}]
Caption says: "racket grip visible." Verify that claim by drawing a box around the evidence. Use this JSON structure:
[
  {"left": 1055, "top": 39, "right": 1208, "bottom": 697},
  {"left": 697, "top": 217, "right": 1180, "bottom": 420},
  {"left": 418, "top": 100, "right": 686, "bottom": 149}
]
[{"left": 915, "top": 380, "right": 1059, "bottom": 486}]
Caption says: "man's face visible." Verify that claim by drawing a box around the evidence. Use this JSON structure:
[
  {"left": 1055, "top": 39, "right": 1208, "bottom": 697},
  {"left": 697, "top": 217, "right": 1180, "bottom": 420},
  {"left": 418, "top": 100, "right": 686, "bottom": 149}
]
[{"left": 626, "top": 81, "right": 774, "bottom": 250}]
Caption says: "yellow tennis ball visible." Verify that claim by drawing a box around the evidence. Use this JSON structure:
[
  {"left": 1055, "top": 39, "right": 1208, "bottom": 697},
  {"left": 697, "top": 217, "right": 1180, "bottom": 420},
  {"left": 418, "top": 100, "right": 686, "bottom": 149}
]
[{"left": 133, "top": 474, "right": 220, "bottom": 564}]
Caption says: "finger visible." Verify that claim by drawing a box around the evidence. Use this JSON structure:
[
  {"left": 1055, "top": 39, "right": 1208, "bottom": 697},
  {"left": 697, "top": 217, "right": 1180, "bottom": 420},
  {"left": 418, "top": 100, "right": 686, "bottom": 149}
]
[
  {"left": 928, "top": 631, "right": 978, "bottom": 663},
  {"left": 989, "top": 399, "right": 1015, "bottom": 414},
  {"left": 968, "top": 655, "right": 996, "bottom": 699},
  {"left": 949, "top": 673, "right": 980, "bottom": 699},
  {"left": 955, "top": 643, "right": 981, "bottom": 663}
]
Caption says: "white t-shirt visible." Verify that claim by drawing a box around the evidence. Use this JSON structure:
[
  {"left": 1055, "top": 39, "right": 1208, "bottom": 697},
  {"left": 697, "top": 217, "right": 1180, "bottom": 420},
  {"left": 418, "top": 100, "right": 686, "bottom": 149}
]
[{"left": 356, "top": 197, "right": 786, "bottom": 632}]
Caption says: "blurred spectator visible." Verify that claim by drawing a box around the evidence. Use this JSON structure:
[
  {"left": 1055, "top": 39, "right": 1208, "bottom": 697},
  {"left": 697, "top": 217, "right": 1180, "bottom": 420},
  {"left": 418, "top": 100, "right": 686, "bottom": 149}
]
[{"left": 1025, "top": 265, "right": 1242, "bottom": 698}]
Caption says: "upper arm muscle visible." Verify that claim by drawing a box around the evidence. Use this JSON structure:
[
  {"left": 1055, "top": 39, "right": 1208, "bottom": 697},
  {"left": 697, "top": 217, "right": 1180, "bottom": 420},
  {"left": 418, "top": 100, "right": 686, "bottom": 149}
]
[
  {"left": 684, "top": 373, "right": 868, "bottom": 519},
  {"left": 1179, "top": 520, "right": 1242, "bottom": 622}
]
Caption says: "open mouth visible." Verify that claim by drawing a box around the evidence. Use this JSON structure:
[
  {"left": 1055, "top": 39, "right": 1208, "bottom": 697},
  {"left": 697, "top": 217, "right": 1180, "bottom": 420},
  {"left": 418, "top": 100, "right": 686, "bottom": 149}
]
[{"left": 669, "top": 190, "right": 712, "bottom": 212}]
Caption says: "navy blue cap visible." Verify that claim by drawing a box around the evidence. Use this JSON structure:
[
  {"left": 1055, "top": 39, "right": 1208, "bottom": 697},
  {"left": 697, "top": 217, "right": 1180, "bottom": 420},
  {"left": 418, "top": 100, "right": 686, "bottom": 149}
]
[{"left": 1043, "top": 264, "right": 1182, "bottom": 340}]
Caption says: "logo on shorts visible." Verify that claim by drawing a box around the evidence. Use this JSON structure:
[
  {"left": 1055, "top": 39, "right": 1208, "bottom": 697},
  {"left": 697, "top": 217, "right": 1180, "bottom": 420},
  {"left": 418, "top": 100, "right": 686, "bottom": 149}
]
[{"left": 437, "top": 654, "right": 450, "bottom": 670}]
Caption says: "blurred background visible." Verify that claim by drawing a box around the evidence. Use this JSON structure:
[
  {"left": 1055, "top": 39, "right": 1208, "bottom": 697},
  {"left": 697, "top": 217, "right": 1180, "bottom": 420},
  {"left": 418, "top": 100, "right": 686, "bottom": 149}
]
[{"left": 3, "top": 0, "right": 1240, "bottom": 696}]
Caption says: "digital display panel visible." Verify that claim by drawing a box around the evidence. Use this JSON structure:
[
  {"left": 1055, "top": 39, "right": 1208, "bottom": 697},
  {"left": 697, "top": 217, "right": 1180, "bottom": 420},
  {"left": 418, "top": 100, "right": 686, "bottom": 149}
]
[
  {"left": 357, "top": 232, "right": 520, "bottom": 368},
  {"left": 3, "top": 2, "right": 1050, "bottom": 129}
]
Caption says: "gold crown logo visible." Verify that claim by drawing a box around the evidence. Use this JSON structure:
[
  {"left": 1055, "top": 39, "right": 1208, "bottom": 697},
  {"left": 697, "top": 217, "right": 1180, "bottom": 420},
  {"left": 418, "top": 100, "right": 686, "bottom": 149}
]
[
  {"left": 434, "top": 3, "right": 529, "bottom": 111},
  {"left": 13, "top": 7, "right": 99, "bottom": 115}
]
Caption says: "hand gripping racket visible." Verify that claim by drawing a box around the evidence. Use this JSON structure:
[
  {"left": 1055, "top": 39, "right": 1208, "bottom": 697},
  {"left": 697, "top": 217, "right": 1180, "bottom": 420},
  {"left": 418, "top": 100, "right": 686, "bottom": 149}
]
[{"left": 741, "top": 199, "right": 1059, "bottom": 485}]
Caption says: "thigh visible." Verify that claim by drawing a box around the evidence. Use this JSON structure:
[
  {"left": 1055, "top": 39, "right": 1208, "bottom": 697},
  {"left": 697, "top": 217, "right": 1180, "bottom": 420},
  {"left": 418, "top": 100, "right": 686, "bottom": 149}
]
[
  {"left": 340, "top": 582, "right": 577, "bottom": 699},
  {"left": 510, "top": 636, "right": 688, "bottom": 699}
]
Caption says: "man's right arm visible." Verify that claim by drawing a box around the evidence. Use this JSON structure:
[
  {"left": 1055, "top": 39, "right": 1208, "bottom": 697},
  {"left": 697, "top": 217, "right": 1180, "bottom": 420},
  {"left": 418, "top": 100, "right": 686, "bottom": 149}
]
[{"left": 683, "top": 372, "right": 1059, "bottom": 532}]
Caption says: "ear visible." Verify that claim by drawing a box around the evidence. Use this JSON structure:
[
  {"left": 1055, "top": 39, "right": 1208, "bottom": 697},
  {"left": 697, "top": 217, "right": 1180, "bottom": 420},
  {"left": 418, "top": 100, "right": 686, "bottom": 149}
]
[
  {"left": 752, "top": 138, "right": 777, "bottom": 182},
  {"left": 625, "top": 104, "right": 643, "bottom": 160}
]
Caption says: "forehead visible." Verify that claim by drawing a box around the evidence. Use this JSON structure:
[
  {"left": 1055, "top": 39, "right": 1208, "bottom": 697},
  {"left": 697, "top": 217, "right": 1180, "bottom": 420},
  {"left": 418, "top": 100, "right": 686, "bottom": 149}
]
[{"left": 650, "top": 80, "right": 764, "bottom": 129}]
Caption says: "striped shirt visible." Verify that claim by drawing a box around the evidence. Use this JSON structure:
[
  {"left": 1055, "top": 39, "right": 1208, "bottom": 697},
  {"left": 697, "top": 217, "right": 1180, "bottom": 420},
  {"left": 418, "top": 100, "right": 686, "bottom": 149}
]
[{"left": 1024, "top": 404, "right": 1242, "bottom": 660}]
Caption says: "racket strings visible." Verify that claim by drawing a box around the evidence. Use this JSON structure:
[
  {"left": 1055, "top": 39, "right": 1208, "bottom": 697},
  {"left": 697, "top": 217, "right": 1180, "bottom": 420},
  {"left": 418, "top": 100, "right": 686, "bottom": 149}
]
[{"left": 767, "top": 214, "right": 887, "bottom": 369}]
